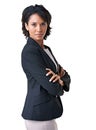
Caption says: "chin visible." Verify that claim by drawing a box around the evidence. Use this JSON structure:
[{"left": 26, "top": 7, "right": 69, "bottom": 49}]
[{"left": 35, "top": 37, "right": 43, "bottom": 41}]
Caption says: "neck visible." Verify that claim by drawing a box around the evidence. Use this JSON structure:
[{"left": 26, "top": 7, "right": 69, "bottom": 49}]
[
  {"left": 36, "top": 40, "right": 44, "bottom": 49},
  {"left": 29, "top": 37, "right": 45, "bottom": 49}
]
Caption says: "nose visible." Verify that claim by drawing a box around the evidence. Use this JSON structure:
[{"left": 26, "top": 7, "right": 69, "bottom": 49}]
[{"left": 37, "top": 25, "right": 42, "bottom": 32}]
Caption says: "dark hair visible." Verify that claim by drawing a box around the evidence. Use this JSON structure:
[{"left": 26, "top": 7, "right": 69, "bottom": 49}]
[{"left": 21, "top": 4, "right": 52, "bottom": 39}]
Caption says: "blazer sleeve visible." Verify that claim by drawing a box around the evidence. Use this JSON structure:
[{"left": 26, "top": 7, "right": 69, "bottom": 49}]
[
  {"left": 21, "top": 46, "right": 64, "bottom": 96},
  {"left": 58, "top": 65, "right": 71, "bottom": 92}
]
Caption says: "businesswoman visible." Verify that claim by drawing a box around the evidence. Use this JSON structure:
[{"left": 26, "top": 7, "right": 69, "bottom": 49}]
[{"left": 21, "top": 4, "right": 71, "bottom": 130}]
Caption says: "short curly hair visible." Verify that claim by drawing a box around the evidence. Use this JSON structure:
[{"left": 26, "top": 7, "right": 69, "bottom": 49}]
[{"left": 21, "top": 4, "right": 52, "bottom": 40}]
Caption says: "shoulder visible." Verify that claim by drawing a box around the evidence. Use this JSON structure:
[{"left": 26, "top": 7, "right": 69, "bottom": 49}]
[{"left": 22, "top": 39, "right": 39, "bottom": 56}]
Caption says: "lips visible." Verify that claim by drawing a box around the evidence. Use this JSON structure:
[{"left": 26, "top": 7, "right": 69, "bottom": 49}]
[{"left": 35, "top": 34, "right": 43, "bottom": 36}]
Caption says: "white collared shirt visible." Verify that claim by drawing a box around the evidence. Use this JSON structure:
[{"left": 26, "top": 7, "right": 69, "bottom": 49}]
[{"left": 43, "top": 48, "right": 58, "bottom": 70}]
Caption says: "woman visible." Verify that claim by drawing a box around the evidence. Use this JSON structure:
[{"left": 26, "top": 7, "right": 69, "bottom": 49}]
[{"left": 21, "top": 4, "right": 71, "bottom": 130}]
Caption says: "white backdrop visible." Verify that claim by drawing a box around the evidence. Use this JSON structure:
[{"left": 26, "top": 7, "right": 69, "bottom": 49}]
[{"left": 0, "top": 0, "right": 96, "bottom": 130}]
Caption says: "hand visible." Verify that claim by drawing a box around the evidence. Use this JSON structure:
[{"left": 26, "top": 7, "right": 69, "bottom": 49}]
[
  {"left": 46, "top": 68, "right": 64, "bottom": 86},
  {"left": 46, "top": 68, "right": 60, "bottom": 82},
  {"left": 59, "top": 67, "right": 65, "bottom": 77}
]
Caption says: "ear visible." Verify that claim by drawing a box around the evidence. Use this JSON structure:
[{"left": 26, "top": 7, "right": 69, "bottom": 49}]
[{"left": 25, "top": 23, "right": 29, "bottom": 31}]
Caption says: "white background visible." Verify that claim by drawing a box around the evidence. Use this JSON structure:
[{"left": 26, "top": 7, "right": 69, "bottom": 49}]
[{"left": 0, "top": 0, "right": 96, "bottom": 130}]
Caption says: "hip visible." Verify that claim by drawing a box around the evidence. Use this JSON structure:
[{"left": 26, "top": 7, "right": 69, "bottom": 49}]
[{"left": 25, "top": 119, "right": 58, "bottom": 130}]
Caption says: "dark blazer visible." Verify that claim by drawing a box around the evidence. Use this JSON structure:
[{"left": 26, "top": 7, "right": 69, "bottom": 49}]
[{"left": 21, "top": 37, "right": 71, "bottom": 121}]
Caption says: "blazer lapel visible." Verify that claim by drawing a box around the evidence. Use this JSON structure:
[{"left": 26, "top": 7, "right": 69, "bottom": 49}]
[
  {"left": 39, "top": 47, "right": 57, "bottom": 72},
  {"left": 27, "top": 37, "right": 58, "bottom": 73}
]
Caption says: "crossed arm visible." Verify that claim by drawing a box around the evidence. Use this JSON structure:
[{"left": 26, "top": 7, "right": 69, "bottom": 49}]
[
  {"left": 22, "top": 47, "right": 70, "bottom": 95},
  {"left": 46, "top": 67, "right": 65, "bottom": 86}
]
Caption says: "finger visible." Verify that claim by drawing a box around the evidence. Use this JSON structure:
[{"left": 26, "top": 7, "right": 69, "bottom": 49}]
[
  {"left": 46, "top": 69, "right": 55, "bottom": 76},
  {"left": 46, "top": 68, "right": 51, "bottom": 71},
  {"left": 49, "top": 74, "right": 57, "bottom": 82},
  {"left": 53, "top": 76, "right": 60, "bottom": 82},
  {"left": 46, "top": 71, "right": 53, "bottom": 76}
]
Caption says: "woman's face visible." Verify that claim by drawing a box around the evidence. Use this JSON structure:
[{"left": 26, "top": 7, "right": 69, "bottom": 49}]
[{"left": 25, "top": 13, "right": 48, "bottom": 43}]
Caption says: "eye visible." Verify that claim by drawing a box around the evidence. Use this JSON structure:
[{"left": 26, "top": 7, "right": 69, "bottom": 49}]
[
  {"left": 41, "top": 22, "right": 47, "bottom": 26},
  {"left": 31, "top": 23, "right": 37, "bottom": 27}
]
